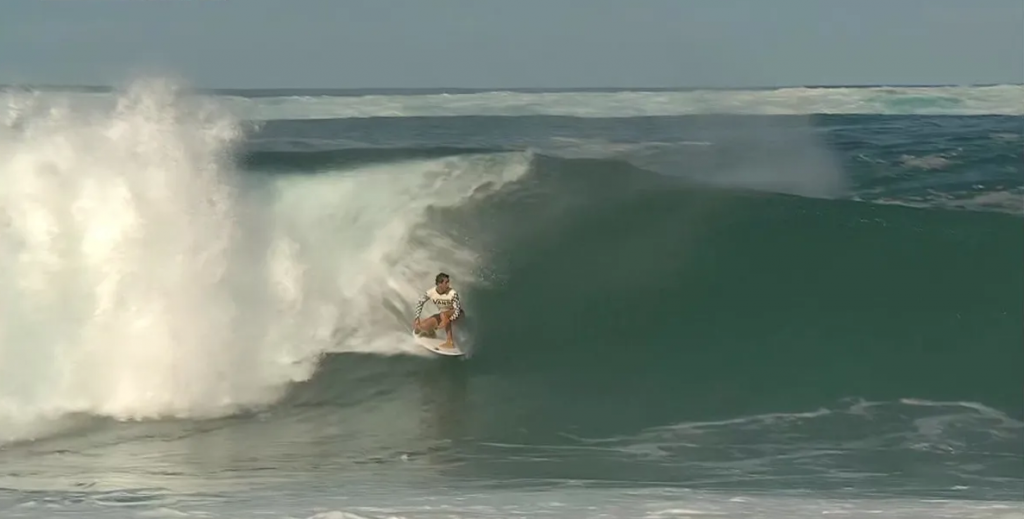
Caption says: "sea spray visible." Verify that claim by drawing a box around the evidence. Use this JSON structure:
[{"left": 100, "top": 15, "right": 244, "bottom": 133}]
[
  {"left": 0, "top": 80, "right": 529, "bottom": 443},
  {"left": 0, "top": 80, "right": 302, "bottom": 440}
]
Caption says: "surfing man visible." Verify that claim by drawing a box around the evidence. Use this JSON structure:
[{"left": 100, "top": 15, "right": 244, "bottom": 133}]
[{"left": 413, "top": 272, "right": 463, "bottom": 349}]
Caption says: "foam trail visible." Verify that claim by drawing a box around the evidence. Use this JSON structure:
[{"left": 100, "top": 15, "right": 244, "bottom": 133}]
[{"left": 0, "top": 80, "right": 529, "bottom": 443}]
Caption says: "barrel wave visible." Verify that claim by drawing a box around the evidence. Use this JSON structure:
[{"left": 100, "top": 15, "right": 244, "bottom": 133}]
[
  {"left": 283, "top": 150, "right": 1022, "bottom": 418},
  {"left": 274, "top": 149, "right": 1023, "bottom": 494}
]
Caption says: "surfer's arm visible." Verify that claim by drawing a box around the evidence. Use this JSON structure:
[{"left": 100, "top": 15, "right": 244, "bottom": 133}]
[
  {"left": 449, "top": 291, "right": 462, "bottom": 321},
  {"left": 413, "top": 293, "right": 429, "bottom": 321}
]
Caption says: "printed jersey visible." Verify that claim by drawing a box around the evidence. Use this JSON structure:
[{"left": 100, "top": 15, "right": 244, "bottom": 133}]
[{"left": 414, "top": 287, "right": 462, "bottom": 321}]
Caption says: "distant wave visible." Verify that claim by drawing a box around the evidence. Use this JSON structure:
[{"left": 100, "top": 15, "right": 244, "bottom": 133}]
[
  {"left": 4, "top": 84, "right": 1023, "bottom": 120},
  {"left": 220, "top": 84, "right": 1024, "bottom": 119}
]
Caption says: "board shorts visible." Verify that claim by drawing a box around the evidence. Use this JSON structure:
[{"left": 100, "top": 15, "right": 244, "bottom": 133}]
[{"left": 434, "top": 308, "right": 464, "bottom": 321}]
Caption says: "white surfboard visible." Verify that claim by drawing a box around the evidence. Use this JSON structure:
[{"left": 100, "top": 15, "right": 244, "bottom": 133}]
[{"left": 413, "top": 331, "right": 467, "bottom": 356}]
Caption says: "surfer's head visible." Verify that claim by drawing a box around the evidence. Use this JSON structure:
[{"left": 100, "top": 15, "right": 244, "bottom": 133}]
[{"left": 435, "top": 272, "right": 450, "bottom": 291}]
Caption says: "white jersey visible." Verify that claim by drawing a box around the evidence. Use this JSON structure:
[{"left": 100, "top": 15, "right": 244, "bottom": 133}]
[{"left": 414, "top": 287, "right": 463, "bottom": 321}]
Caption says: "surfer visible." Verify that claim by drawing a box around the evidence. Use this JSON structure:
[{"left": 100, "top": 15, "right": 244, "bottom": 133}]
[{"left": 413, "top": 272, "right": 463, "bottom": 349}]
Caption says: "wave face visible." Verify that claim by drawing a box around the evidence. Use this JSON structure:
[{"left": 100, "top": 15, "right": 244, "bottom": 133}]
[
  {"left": 0, "top": 81, "right": 1021, "bottom": 517},
  {"left": 453, "top": 155, "right": 1022, "bottom": 416}
]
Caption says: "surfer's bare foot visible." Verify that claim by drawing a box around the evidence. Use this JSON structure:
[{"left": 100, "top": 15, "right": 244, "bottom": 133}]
[{"left": 440, "top": 340, "right": 454, "bottom": 349}]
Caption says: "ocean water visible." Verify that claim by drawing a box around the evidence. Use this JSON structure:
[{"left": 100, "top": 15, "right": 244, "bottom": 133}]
[{"left": 0, "top": 80, "right": 1021, "bottom": 518}]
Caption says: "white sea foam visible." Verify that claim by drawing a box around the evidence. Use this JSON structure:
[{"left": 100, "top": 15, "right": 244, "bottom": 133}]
[{"left": 0, "top": 79, "right": 528, "bottom": 443}]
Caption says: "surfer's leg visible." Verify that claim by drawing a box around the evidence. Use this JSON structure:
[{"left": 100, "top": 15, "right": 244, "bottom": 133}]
[
  {"left": 439, "top": 309, "right": 455, "bottom": 347},
  {"left": 415, "top": 314, "right": 441, "bottom": 336}
]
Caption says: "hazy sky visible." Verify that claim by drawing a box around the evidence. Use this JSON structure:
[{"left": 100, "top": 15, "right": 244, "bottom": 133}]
[{"left": 1, "top": 0, "right": 1021, "bottom": 89}]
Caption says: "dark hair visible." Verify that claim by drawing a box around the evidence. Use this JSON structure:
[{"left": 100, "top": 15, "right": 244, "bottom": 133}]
[{"left": 435, "top": 272, "right": 450, "bottom": 284}]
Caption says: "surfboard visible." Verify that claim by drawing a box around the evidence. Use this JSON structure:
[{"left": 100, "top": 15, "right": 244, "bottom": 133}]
[{"left": 413, "top": 331, "right": 467, "bottom": 356}]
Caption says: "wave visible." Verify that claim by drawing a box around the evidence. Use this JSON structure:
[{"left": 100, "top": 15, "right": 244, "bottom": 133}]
[
  {"left": 1, "top": 80, "right": 1019, "bottom": 452},
  {"left": 279, "top": 151, "right": 1022, "bottom": 428},
  {"left": 5, "top": 84, "right": 1023, "bottom": 120},
  {"left": 237, "top": 152, "right": 1021, "bottom": 496}
]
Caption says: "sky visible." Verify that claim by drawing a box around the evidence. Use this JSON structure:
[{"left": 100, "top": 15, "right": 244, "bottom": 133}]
[{"left": 1, "top": 0, "right": 1021, "bottom": 90}]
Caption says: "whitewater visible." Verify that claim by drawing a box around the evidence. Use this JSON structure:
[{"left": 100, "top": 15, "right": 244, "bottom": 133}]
[
  {"left": 0, "top": 81, "right": 526, "bottom": 441},
  {"left": 0, "top": 81, "right": 1021, "bottom": 518}
]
